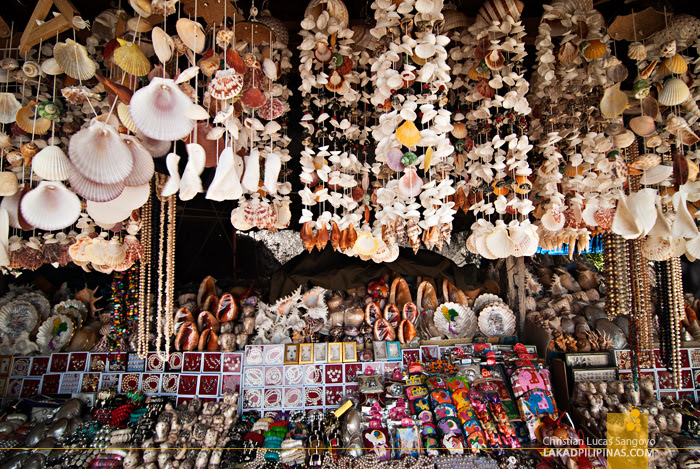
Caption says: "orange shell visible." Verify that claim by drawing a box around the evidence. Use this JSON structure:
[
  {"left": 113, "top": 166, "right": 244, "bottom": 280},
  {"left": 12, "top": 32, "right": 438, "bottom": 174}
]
[
  {"left": 583, "top": 39, "right": 607, "bottom": 60},
  {"left": 225, "top": 48, "right": 247, "bottom": 74},
  {"left": 240, "top": 87, "right": 267, "bottom": 109},
  {"left": 396, "top": 120, "right": 421, "bottom": 147},
  {"left": 16, "top": 101, "right": 51, "bottom": 134}
]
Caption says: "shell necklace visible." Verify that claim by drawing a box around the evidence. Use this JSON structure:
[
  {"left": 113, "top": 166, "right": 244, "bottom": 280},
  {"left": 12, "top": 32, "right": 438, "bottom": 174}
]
[
  {"left": 155, "top": 174, "right": 176, "bottom": 361},
  {"left": 137, "top": 185, "right": 152, "bottom": 358}
]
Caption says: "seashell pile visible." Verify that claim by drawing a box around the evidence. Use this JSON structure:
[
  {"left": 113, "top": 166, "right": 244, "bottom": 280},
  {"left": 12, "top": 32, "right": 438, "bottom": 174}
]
[{"left": 523, "top": 261, "right": 630, "bottom": 352}]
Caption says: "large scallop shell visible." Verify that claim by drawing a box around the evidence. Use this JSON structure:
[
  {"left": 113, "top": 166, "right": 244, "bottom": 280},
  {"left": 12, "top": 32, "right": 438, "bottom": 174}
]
[
  {"left": 32, "top": 145, "right": 70, "bottom": 181},
  {"left": 19, "top": 181, "right": 80, "bottom": 231},
  {"left": 0, "top": 92, "right": 20, "bottom": 124},
  {"left": 68, "top": 122, "right": 134, "bottom": 184},
  {"left": 176, "top": 18, "right": 206, "bottom": 54},
  {"left": 478, "top": 304, "right": 516, "bottom": 337},
  {"left": 208, "top": 69, "right": 244, "bottom": 100},
  {"left": 658, "top": 77, "right": 690, "bottom": 106},
  {"left": 433, "top": 302, "right": 476, "bottom": 339},
  {"left": 121, "top": 135, "right": 154, "bottom": 186},
  {"left": 53, "top": 39, "right": 97, "bottom": 80},
  {"left": 68, "top": 162, "right": 124, "bottom": 202},
  {"left": 113, "top": 40, "right": 151, "bottom": 76},
  {"left": 485, "top": 222, "right": 514, "bottom": 258},
  {"left": 86, "top": 184, "right": 150, "bottom": 224},
  {"left": 477, "top": 0, "right": 524, "bottom": 25},
  {"left": 129, "top": 77, "right": 195, "bottom": 140},
  {"left": 152, "top": 27, "right": 174, "bottom": 63},
  {"left": 600, "top": 83, "right": 628, "bottom": 118}
]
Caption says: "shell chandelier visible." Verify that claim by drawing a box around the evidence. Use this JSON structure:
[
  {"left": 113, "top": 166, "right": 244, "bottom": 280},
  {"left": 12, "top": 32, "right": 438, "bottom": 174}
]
[{"left": 0, "top": 0, "right": 698, "bottom": 269}]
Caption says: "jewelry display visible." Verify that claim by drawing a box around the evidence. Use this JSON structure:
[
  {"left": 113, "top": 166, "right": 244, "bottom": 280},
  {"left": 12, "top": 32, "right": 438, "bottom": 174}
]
[
  {"left": 154, "top": 174, "right": 176, "bottom": 362},
  {"left": 161, "top": 373, "right": 179, "bottom": 394}
]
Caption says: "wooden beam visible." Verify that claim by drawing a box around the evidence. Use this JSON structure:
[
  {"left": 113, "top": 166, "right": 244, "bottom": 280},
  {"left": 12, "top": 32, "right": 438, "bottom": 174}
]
[
  {"left": 0, "top": 15, "right": 11, "bottom": 39},
  {"left": 18, "top": 0, "right": 79, "bottom": 56}
]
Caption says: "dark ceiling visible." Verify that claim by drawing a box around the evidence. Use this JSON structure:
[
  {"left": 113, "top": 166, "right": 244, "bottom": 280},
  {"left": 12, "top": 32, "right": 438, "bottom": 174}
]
[{"left": 2, "top": 0, "right": 700, "bottom": 49}]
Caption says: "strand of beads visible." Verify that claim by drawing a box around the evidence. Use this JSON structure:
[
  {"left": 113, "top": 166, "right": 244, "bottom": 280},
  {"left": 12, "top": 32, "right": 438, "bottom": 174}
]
[
  {"left": 108, "top": 270, "right": 125, "bottom": 353},
  {"left": 137, "top": 189, "right": 152, "bottom": 359},
  {"left": 155, "top": 174, "right": 167, "bottom": 360}
]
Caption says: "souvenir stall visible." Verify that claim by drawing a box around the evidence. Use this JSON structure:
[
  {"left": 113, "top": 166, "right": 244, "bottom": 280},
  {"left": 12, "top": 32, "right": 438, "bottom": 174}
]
[{"left": 0, "top": 0, "right": 700, "bottom": 468}]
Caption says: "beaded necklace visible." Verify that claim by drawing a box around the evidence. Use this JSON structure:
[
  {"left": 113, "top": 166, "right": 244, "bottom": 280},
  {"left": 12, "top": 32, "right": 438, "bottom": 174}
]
[{"left": 137, "top": 188, "right": 152, "bottom": 359}]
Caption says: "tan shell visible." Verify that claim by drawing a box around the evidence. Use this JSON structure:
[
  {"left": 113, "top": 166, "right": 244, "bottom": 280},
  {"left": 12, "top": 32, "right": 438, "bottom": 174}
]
[{"left": 304, "top": 0, "right": 349, "bottom": 29}]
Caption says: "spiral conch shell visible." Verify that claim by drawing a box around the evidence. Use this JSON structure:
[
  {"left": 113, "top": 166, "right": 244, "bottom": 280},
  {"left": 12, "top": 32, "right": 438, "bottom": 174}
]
[{"left": 600, "top": 83, "right": 628, "bottom": 118}]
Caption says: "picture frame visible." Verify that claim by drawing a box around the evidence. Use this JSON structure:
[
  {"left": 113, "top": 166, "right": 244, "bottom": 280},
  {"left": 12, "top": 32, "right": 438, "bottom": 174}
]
[
  {"left": 373, "top": 341, "right": 388, "bottom": 361},
  {"left": 565, "top": 352, "right": 611, "bottom": 368},
  {"left": 0, "top": 356, "right": 11, "bottom": 375},
  {"left": 328, "top": 343, "right": 343, "bottom": 363},
  {"left": 343, "top": 342, "right": 357, "bottom": 362},
  {"left": 314, "top": 343, "right": 327, "bottom": 363},
  {"left": 387, "top": 341, "right": 402, "bottom": 361},
  {"left": 299, "top": 343, "right": 314, "bottom": 364},
  {"left": 571, "top": 367, "right": 618, "bottom": 382},
  {"left": 284, "top": 344, "right": 299, "bottom": 365}
]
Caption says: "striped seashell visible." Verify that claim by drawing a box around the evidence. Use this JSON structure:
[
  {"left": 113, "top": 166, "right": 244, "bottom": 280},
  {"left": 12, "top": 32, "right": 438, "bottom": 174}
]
[{"left": 477, "top": 0, "right": 524, "bottom": 25}]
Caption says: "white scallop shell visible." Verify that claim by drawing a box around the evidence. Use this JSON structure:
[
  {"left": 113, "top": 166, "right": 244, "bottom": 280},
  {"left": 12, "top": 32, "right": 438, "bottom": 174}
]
[
  {"left": 0, "top": 92, "right": 21, "bottom": 124},
  {"left": 129, "top": 77, "right": 195, "bottom": 141},
  {"left": 641, "top": 235, "right": 673, "bottom": 262},
  {"left": 36, "top": 314, "right": 72, "bottom": 353},
  {"left": 68, "top": 122, "right": 134, "bottom": 184},
  {"left": 19, "top": 181, "right": 81, "bottom": 231},
  {"left": 32, "top": 145, "right": 70, "bottom": 181},
  {"left": 640, "top": 164, "right": 672, "bottom": 185},
  {"left": 473, "top": 293, "right": 502, "bottom": 314},
  {"left": 68, "top": 162, "right": 124, "bottom": 202},
  {"left": 478, "top": 304, "right": 516, "bottom": 337},
  {"left": 658, "top": 77, "right": 690, "bottom": 106},
  {"left": 86, "top": 184, "right": 150, "bottom": 224},
  {"left": 433, "top": 302, "right": 477, "bottom": 339},
  {"left": 121, "top": 135, "right": 154, "bottom": 186},
  {"left": 485, "top": 223, "right": 514, "bottom": 258}
]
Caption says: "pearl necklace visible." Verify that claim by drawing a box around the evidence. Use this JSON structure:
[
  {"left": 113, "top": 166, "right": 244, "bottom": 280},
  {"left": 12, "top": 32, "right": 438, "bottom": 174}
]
[
  {"left": 155, "top": 174, "right": 177, "bottom": 361},
  {"left": 137, "top": 187, "right": 152, "bottom": 359}
]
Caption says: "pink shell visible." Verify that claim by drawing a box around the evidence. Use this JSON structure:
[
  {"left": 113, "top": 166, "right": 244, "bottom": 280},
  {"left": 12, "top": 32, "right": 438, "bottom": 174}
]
[
  {"left": 258, "top": 97, "right": 283, "bottom": 120},
  {"left": 208, "top": 69, "right": 244, "bottom": 100},
  {"left": 386, "top": 148, "right": 405, "bottom": 172},
  {"left": 398, "top": 167, "right": 422, "bottom": 197}
]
